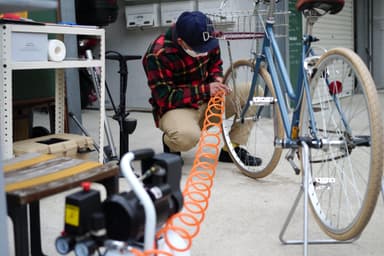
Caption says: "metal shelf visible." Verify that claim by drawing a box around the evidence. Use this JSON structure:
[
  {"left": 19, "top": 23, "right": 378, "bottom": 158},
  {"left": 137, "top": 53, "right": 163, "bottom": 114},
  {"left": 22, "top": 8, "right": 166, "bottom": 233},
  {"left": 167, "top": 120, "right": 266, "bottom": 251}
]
[
  {"left": 9, "top": 24, "right": 101, "bottom": 35},
  {"left": 11, "top": 60, "right": 102, "bottom": 70},
  {"left": 0, "top": 23, "right": 106, "bottom": 163},
  {"left": 125, "top": 0, "right": 180, "bottom": 5},
  {"left": 0, "top": 0, "right": 57, "bottom": 13}
]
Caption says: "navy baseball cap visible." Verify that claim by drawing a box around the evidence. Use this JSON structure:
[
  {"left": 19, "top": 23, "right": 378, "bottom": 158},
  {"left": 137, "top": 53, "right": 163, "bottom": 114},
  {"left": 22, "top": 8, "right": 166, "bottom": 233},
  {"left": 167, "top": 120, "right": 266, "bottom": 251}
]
[{"left": 175, "top": 11, "right": 219, "bottom": 53}]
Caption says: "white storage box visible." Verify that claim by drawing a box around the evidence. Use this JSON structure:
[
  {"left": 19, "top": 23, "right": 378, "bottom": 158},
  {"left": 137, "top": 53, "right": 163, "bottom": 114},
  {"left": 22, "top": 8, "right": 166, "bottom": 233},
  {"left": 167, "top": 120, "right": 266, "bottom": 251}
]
[
  {"left": 125, "top": 4, "right": 159, "bottom": 28},
  {"left": 160, "top": 1, "right": 194, "bottom": 27},
  {"left": 12, "top": 32, "right": 48, "bottom": 61}
]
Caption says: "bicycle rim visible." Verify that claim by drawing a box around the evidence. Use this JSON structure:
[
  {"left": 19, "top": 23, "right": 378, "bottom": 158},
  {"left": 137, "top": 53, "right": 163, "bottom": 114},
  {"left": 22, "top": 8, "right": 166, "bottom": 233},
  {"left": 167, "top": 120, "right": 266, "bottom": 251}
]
[
  {"left": 222, "top": 59, "right": 283, "bottom": 179},
  {"left": 300, "top": 48, "right": 383, "bottom": 240}
]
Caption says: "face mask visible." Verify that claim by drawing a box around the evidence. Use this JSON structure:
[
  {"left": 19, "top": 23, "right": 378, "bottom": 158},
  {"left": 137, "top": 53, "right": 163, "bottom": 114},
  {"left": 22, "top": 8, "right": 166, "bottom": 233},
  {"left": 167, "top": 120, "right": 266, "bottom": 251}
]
[{"left": 184, "top": 48, "right": 208, "bottom": 58}]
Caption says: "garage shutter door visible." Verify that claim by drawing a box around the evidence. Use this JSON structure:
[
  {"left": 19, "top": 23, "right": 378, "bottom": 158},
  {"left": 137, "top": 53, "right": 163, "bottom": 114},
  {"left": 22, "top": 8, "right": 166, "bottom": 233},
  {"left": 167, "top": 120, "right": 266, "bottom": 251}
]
[
  {"left": 311, "top": 0, "right": 354, "bottom": 50},
  {"left": 309, "top": 0, "right": 355, "bottom": 103}
]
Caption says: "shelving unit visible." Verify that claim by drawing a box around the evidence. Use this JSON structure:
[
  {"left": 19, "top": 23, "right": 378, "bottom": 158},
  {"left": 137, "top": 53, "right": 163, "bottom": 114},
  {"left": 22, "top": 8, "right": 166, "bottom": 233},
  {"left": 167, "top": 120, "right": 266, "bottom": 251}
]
[
  {"left": 0, "top": 23, "right": 106, "bottom": 163},
  {"left": 0, "top": 0, "right": 57, "bottom": 12}
]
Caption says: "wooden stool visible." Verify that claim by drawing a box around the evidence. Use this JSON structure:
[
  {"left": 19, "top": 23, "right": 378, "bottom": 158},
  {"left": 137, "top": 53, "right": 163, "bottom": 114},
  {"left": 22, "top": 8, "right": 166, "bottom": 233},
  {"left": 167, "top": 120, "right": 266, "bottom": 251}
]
[{"left": 4, "top": 153, "right": 119, "bottom": 256}]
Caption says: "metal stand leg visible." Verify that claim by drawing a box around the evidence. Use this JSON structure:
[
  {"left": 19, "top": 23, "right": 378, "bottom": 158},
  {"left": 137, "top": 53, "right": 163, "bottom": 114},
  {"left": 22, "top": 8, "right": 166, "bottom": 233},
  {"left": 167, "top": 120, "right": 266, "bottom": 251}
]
[
  {"left": 279, "top": 142, "right": 358, "bottom": 256},
  {"left": 68, "top": 111, "right": 111, "bottom": 163},
  {"left": 382, "top": 177, "right": 384, "bottom": 202},
  {"left": 8, "top": 203, "right": 29, "bottom": 256},
  {"left": 86, "top": 50, "right": 118, "bottom": 161},
  {"left": 30, "top": 201, "right": 47, "bottom": 256}
]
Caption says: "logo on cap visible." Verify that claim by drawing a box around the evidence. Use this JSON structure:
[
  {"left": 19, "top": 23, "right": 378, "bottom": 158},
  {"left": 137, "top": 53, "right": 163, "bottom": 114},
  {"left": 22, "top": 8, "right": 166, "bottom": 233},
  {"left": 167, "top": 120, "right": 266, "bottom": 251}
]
[{"left": 176, "top": 11, "right": 219, "bottom": 53}]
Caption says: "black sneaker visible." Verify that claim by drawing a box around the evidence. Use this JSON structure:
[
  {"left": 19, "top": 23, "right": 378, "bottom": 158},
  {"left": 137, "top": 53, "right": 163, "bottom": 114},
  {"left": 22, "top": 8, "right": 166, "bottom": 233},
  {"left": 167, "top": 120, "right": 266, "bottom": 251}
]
[{"left": 219, "top": 147, "right": 262, "bottom": 166}]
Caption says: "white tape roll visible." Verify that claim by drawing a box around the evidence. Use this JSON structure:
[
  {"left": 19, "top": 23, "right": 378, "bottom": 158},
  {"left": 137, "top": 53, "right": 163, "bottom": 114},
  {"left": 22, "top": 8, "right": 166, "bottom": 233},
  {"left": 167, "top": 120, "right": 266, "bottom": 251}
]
[{"left": 48, "top": 39, "right": 66, "bottom": 62}]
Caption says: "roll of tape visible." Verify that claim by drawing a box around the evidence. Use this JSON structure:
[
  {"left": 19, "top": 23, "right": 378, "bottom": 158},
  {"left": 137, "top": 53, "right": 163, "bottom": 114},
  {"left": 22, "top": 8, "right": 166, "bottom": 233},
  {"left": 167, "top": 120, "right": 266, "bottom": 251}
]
[{"left": 48, "top": 39, "right": 66, "bottom": 62}]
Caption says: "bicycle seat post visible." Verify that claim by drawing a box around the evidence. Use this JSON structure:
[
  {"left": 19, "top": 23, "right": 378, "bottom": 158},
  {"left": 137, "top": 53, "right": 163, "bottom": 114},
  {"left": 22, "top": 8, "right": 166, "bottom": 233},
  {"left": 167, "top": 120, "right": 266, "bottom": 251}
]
[
  {"left": 304, "top": 12, "right": 320, "bottom": 36},
  {"left": 266, "top": 0, "right": 276, "bottom": 23}
]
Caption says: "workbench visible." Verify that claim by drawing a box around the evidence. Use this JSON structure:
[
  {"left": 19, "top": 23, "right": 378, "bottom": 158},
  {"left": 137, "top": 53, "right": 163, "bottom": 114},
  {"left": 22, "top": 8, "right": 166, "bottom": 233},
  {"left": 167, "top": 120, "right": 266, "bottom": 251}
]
[{"left": 4, "top": 153, "right": 119, "bottom": 256}]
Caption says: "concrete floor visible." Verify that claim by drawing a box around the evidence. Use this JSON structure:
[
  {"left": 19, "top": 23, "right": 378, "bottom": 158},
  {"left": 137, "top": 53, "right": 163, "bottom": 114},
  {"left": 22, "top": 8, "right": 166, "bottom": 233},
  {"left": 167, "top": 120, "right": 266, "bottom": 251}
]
[{"left": 7, "top": 109, "right": 384, "bottom": 256}]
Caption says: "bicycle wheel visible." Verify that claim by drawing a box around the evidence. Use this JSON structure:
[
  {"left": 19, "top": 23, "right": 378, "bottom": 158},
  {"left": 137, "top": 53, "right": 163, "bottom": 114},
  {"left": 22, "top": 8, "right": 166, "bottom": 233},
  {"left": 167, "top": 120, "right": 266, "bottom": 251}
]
[
  {"left": 300, "top": 48, "right": 383, "bottom": 240},
  {"left": 222, "top": 59, "right": 284, "bottom": 179}
]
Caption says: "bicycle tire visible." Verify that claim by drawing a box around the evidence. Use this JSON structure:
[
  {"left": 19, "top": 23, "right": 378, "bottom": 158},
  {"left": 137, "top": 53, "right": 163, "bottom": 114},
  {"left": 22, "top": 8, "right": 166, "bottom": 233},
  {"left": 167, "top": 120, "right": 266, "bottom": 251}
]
[
  {"left": 222, "top": 59, "right": 284, "bottom": 179},
  {"left": 299, "top": 47, "right": 384, "bottom": 240}
]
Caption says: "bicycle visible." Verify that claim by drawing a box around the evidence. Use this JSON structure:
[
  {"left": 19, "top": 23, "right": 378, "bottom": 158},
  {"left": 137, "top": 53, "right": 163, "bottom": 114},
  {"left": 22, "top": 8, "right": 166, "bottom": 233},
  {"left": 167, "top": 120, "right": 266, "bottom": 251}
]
[{"left": 212, "top": 0, "right": 384, "bottom": 241}]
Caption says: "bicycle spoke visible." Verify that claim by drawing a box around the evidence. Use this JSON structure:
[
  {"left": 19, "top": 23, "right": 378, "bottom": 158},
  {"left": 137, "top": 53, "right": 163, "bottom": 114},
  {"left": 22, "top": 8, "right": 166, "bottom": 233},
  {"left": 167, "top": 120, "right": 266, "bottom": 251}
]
[
  {"left": 222, "top": 61, "right": 283, "bottom": 178},
  {"left": 300, "top": 48, "right": 383, "bottom": 240}
]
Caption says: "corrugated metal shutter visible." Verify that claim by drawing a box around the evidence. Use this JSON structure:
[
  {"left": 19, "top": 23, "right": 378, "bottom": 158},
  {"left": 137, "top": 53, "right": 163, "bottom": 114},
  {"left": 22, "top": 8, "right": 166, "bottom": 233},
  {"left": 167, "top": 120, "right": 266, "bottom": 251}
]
[
  {"left": 308, "top": 0, "right": 355, "bottom": 103},
  {"left": 311, "top": 0, "right": 354, "bottom": 50},
  {"left": 373, "top": 0, "right": 384, "bottom": 89}
]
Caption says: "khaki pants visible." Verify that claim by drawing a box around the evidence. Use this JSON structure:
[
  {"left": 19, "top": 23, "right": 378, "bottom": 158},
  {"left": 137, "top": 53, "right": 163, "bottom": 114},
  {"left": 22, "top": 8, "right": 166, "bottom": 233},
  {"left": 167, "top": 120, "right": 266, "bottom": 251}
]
[{"left": 159, "top": 85, "right": 255, "bottom": 152}]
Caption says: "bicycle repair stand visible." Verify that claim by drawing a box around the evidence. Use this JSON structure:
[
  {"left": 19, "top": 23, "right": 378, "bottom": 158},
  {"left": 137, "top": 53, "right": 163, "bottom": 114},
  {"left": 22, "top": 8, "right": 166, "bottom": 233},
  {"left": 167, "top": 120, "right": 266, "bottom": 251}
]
[
  {"left": 105, "top": 51, "right": 141, "bottom": 160},
  {"left": 279, "top": 141, "right": 358, "bottom": 256},
  {"left": 69, "top": 50, "right": 119, "bottom": 163},
  {"left": 69, "top": 50, "right": 141, "bottom": 163}
]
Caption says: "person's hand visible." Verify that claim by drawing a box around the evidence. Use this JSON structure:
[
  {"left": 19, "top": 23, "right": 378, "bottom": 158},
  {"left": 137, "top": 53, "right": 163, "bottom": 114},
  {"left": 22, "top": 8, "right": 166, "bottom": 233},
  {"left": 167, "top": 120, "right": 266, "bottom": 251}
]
[{"left": 209, "top": 81, "right": 231, "bottom": 96}]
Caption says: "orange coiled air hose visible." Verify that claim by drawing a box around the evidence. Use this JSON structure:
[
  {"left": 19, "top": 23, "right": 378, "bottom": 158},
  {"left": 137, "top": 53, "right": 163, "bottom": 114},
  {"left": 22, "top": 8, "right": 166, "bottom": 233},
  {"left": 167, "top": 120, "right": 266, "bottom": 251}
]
[
  {"left": 129, "top": 91, "right": 225, "bottom": 255},
  {"left": 162, "top": 91, "right": 225, "bottom": 254}
]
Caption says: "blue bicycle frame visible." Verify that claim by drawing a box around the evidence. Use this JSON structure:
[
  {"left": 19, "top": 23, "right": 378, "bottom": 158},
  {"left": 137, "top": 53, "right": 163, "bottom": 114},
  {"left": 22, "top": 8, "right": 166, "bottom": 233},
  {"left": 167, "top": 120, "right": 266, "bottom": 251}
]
[{"left": 240, "top": 8, "right": 318, "bottom": 147}]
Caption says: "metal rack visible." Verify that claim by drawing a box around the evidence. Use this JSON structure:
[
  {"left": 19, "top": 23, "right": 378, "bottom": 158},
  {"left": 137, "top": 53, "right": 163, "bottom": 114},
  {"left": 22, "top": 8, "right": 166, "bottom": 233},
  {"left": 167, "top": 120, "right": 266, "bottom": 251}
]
[
  {"left": 206, "top": 10, "right": 289, "bottom": 39},
  {"left": 0, "top": 23, "right": 106, "bottom": 163}
]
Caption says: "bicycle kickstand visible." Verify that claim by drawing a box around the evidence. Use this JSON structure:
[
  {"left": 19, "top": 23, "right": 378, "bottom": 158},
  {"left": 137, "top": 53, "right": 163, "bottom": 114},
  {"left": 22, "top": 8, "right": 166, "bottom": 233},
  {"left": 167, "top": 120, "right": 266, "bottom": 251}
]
[{"left": 279, "top": 141, "right": 359, "bottom": 256}]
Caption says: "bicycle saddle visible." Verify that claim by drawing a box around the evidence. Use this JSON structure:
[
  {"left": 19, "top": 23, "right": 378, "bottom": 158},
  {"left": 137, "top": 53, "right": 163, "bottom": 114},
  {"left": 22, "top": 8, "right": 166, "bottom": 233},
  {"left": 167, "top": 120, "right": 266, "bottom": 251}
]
[{"left": 296, "top": 0, "right": 345, "bottom": 14}]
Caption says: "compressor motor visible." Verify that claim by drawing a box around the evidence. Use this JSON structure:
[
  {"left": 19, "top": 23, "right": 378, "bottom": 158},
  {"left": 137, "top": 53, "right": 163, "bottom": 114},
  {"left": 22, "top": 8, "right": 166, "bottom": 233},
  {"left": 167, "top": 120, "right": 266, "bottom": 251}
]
[{"left": 55, "top": 149, "right": 184, "bottom": 256}]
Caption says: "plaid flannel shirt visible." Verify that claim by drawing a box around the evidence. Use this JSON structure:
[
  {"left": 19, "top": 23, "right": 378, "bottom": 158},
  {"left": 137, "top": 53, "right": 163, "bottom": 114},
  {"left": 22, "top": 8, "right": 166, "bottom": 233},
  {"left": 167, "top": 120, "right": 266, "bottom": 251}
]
[{"left": 142, "top": 26, "right": 223, "bottom": 127}]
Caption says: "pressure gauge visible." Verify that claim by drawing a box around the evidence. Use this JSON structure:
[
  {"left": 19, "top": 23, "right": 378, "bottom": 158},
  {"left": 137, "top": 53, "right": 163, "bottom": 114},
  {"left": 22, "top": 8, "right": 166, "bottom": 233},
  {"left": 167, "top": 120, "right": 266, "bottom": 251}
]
[
  {"left": 55, "top": 236, "right": 73, "bottom": 255},
  {"left": 74, "top": 243, "right": 88, "bottom": 256},
  {"left": 74, "top": 240, "right": 97, "bottom": 256}
]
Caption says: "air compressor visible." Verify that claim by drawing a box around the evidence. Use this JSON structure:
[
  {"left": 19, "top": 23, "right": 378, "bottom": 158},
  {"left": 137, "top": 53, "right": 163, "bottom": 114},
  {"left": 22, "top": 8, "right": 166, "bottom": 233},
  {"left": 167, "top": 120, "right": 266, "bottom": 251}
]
[{"left": 55, "top": 149, "right": 186, "bottom": 256}]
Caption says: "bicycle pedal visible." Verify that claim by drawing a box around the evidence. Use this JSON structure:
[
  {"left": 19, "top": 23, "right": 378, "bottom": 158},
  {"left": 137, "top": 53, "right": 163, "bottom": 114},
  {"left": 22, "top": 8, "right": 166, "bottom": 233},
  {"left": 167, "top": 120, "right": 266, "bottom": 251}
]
[{"left": 250, "top": 97, "right": 276, "bottom": 106}]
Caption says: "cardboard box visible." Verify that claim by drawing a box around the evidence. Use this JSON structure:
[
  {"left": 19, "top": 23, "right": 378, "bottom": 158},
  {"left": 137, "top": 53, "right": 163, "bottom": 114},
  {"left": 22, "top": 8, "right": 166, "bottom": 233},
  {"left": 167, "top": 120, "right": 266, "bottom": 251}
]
[
  {"left": 12, "top": 32, "right": 48, "bottom": 61},
  {"left": 13, "top": 133, "right": 95, "bottom": 159}
]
